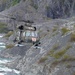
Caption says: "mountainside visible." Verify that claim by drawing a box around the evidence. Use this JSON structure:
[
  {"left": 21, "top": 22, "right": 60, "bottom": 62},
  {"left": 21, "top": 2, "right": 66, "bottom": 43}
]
[
  {"left": 0, "top": 0, "right": 21, "bottom": 11},
  {"left": 1, "top": 18, "right": 75, "bottom": 75},
  {"left": 0, "top": 0, "right": 47, "bottom": 24},
  {"left": 0, "top": 0, "right": 75, "bottom": 75},
  {"left": 30, "top": 0, "right": 75, "bottom": 18},
  {"left": 1, "top": 0, "right": 75, "bottom": 22}
]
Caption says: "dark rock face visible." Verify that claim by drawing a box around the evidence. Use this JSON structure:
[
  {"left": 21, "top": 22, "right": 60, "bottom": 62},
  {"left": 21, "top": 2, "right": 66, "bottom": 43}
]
[
  {"left": 46, "top": 0, "right": 75, "bottom": 18},
  {"left": 1, "top": 0, "right": 75, "bottom": 23},
  {"left": 29, "top": 0, "right": 75, "bottom": 18},
  {"left": 1, "top": 0, "right": 75, "bottom": 20}
]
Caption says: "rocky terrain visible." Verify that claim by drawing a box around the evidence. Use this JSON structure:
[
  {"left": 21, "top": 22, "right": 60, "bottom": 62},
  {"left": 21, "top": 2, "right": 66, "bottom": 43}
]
[
  {"left": 1, "top": 18, "right": 75, "bottom": 75},
  {"left": 1, "top": 0, "right": 75, "bottom": 23},
  {"left": 3, "top": 0, "right": 75, "bottom": 19},
  {"left": 0, "top": 0, "right": 21, "bottom": 11},
  {"left": 0, "top": 0, "right": 75, "bottom": 75}
]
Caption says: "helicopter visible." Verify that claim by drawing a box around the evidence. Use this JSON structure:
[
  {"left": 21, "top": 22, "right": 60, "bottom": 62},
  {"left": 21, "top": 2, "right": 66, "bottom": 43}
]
[
  {"left": 15, "top": 22, "right": 40, "bottom": 45},
  {"left": 0, "top": 14, "right": 40, "bottom": 46}
]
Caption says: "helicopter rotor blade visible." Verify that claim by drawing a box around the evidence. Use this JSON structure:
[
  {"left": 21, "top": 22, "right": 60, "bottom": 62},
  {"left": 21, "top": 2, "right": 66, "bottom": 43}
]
[
  {"left": 0, "top": 14, "right": 16, "bottom": 20},
  {"left": 0, "top": 14, "right": 34, "bottom": 31},
  {"left": 0, "top": 14, "right": 34, "bottom": 23}
]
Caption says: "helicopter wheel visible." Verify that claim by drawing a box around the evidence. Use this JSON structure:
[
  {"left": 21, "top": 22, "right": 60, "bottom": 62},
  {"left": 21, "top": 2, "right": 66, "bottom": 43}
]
[
  {"left": 20, "top": 40, "right": 24, "bottom": 42},
  {"left": 35, "top": 43, "right": 39, "bottom": 46},
  {"left": 33, "top": 42, "right": 35, "bottom": 45},
  {"left": 38, "top": 42, "right": 41, "bottom": 44},
  {"left": 18, "top": 42, "right": 21, "bottom": 44},
  {"left": 13, "top": 38, "right": 17, "bottom": 42}
]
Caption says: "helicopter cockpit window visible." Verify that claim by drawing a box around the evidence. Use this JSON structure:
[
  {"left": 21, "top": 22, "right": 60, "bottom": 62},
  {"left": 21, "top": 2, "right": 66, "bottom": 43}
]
[
  {"left": 26, "top": 31, "right": 31, "bottom": 36},
  {"left": 31, "top": 32, "right": 35, "bottom": 37},
  {"left": 17, "top": 31, "right": 20, "bottom": 36},
  {"left": 31, "top": 32, "right": 37, "bottom": 37},
  {"left": 25, "top": 31, "right": 38, "bottom": 37},
  {"left": 35, "top": 32, "right": 38, "bottom": 37},
  {"left": 23, "top": 32, "right": 25, "bottom": 37}
]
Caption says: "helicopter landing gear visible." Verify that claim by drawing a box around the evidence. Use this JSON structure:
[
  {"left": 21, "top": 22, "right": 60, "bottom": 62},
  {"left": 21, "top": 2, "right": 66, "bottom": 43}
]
[
  {"left": 20, "top": 40, "right": 24, "bottom": 43},
  {"left": 15, "top": 40, "right": 24, "bottom": 47},
  {"left": 13, "top": 38, "right": 17, "bottom": 42},
  {"left": 33, "top": 41, "right": 41, "bottom": 49},
  {"left": 18, "top": 40, "right": 24, "bottom": 44}
]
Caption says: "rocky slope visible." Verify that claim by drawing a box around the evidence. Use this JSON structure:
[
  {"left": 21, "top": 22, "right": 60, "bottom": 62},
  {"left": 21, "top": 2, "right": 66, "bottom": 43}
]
[
  {"left": 0, "top": 0, "right": 47, "bottom": 23},
  {"left": 0, "top": 0, "right": 21, "bottom": 11},
  {"left": 1, "top": 0, "right": 75, "bottom": 23},
  {"left": 16, "top": 18, "right": 75, "bottom": 75},
  {"left": 30, "top": 0, "right": 75, "bottom": 18},
  {"left": 15, "top": 18, "right": 75, "bottom": 75},
  {"left": 1, "top": 18, "right": 75, "bottom": 75},
  {"left": 1, "top": 0, "right": 75, "bottom": 75},
  {"left": 0, "top": 0, "right": 75, "bottom": 21}
]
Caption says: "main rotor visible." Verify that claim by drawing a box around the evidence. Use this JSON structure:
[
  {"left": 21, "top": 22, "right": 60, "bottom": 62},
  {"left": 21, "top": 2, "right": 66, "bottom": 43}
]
[{"left": 0, "top": 14, "right": 34, "bottom": 24}]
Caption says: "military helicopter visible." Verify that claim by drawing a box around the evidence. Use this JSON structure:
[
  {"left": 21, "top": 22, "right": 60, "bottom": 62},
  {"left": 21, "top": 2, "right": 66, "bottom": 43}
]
[
  {"left": 0, "top": 14, "right": 40, "bottom": 46},
  {"left": 15, "top": 21, "right": 40, "bottom": 45}
]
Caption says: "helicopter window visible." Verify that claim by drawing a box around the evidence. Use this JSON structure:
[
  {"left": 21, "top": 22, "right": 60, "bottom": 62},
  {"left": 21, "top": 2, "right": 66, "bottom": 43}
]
[
  {"left": 35, "top": 32, "right": 38, "bottom": 37},
  {"left": 31, "top": 32, "right": 35, "bottom": 36},
  {"left": 31, "top": 31, "right": 38, "bottom": 37},
  {"left": 23, "top": 32, "right": 25, "bottom": 37},
  {"left": 17, "top": 31, "right": 20, "bottom": 36},
  {"left": 26, "top": 31, "right": 31, "bottom": 36},
  {"left": 25, "top": 31, "right": 38, "bottom": 37}
]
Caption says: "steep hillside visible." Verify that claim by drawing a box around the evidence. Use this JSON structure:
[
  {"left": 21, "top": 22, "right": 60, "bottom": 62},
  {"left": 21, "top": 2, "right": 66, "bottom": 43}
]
[
  {"left": 0, "top": 0, "right": 75, "bottom": 75},
  {"left": 1, "top": 18, "right": 75, "bottom": 75},
  {"left": 30, "top": 0, "right": 75, "bottom": 18},
  {"left": 15, "top": 19, "right": 75, "bottom": 75},
  {"left": 0, "top": 0, "right": 75, "bottom": 21},
  {"left": 1, "top": 0, "right": 75, "bottom": 23},
  {"left": 0, "top": 0, "right": 47, "bottom": 23},
  {"left": 0, "top": 0, "right": 21, "bottom": 11}
]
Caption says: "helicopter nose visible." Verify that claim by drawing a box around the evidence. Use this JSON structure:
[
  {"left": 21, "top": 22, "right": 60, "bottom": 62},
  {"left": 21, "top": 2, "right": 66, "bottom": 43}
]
[{"left": 32, "top": 38, "right": 36, "bottom": 42}]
